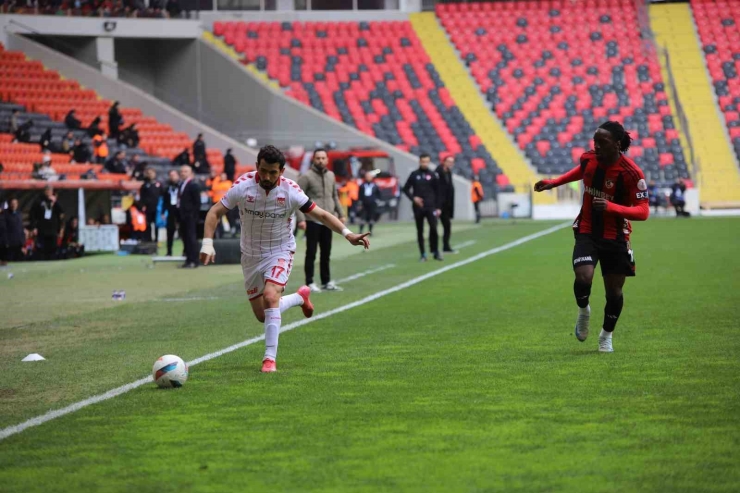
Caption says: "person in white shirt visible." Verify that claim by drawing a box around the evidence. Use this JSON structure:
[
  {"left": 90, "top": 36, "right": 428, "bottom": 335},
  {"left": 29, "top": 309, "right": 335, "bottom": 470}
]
[{"left": 200, "top": 145, "right": 370, "bottom": 373}]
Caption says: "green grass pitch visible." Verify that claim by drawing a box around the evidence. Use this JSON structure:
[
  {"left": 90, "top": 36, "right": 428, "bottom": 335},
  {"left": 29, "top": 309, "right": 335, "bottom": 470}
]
[{"left": 0, "top": 218, "right": 738, "bottom": 492}]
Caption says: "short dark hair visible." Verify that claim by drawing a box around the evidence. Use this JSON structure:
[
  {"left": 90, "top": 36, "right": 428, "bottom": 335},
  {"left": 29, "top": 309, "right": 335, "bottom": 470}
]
[
  {"left": 419, "top": 153, "right": 431, "bottom": 161},
  {"left": 312, "top": 147, "right": 328, "bottom": 159},
  {"left": 598, "top": 121, "right": 632, "bottom": 152},
  {"left": 257, "top": 145, "right": 286, "bottom": 169}
]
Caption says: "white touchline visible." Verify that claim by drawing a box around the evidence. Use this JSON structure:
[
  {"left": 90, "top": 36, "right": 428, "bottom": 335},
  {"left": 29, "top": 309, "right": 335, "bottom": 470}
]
[
  {"left": 0, "top": 222, "right": 570, "bottom": 442},
  {"left": 335, "top": 263, "right": 396, "bottom": 284},
  {"left": 455, "top": 240, "right": 477, "bottom": 250}
]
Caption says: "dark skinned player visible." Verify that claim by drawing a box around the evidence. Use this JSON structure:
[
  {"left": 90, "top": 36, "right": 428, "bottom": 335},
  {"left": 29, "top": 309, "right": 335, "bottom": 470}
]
[{"left": 534, "top": 121, "right": 650, "bottom": 352}]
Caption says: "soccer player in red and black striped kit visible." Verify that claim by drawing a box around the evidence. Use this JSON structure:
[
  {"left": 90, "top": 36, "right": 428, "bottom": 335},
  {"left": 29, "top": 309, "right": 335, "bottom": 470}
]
[{"left": 534, "top": 121, "right": 650, "bottom": 352}]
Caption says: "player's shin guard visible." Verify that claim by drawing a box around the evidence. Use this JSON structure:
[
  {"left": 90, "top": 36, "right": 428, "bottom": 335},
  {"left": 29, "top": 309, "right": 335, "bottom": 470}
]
[
  {"left": 264, "top": 308, "right": 281, "bottom": 360},
  {"left": 603, "top": 295, "right": 624, "bottom": 332},
  {"left": 279, "top": 293, "right": 303, "bottom": 313},
  {"left": 574, "top": 281, "right": 592, "bottom": 309}
]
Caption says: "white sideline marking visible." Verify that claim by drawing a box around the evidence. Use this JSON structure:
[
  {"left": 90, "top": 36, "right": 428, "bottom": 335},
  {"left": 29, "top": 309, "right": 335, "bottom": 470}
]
[
  {"left": 335, "top": 263, "right": 396, "bottom": 284},
  {"left": 455, "top": 240, "right": 477, "bottom": 250},
  {"left": 0, "top": 222, "right": 569, "bottom": 442}
]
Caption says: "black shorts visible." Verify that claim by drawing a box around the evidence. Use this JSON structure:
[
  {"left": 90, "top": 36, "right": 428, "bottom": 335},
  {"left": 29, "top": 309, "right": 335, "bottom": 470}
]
[{"left": 572, "top": 233, "right": 635, "bottom": 277}]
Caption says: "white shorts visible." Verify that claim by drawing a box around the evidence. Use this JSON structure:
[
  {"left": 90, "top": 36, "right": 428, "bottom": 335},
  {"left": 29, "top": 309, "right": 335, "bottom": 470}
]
[{"left": 241, "top": 251, "right": 294, "bottom": 300}]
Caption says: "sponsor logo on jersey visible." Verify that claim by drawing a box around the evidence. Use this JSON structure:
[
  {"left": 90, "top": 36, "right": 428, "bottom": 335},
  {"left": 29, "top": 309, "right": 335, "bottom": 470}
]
[
  {"left": 584, "top": 185, "right": 614, "bottom": 201},
  {"left": 243, "top": 209, "right": 287, "bottom": 219},
  {"left": 605, "top": 179, "right": 614, "bottom": 189},
  {"left": 573, "top": 256, "right": 593, "bottom": 265},
  {"left": 246, "top": 194, "right": 255, "bottom": 203},
  {"left": 637, "top": 178, "right": 647, "bottom": 191},
  {"left": 635, "top": 191, "right": 649, "bottom": 199}
]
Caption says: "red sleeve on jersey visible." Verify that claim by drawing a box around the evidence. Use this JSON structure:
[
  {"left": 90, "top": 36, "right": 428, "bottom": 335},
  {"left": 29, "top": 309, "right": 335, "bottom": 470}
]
[
  {"left": 605, "top": 201, "right": 649, "bottom": 221},
  {"left": 544, "top": 165, "right": 584, "bottom": 187}
]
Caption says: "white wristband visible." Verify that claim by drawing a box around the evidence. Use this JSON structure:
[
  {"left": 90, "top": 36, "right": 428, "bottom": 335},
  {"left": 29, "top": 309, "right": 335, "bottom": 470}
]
[
  {"left": 201, "top": 238, "right": 213, "bottom": 247},
  {"left": 341, "top": 228, "right": 352, "bottom": 238}
]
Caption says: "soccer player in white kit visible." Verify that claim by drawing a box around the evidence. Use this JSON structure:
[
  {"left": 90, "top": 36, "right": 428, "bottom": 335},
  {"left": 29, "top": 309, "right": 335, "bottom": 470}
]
[{"left": 199, "top": 145, "right": 370, "bottom": 372}]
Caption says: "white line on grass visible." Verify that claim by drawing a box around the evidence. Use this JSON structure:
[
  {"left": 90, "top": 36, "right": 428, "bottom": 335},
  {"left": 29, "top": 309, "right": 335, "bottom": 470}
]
[
  {"left": 335, "top": 263, "right": 396, "bottom": 284},
  {"left": 455, "top": 240, "right": 477, "bottom": 250},
  {"left": 0, "top": 222, "right": 570, "bottom": 442}
]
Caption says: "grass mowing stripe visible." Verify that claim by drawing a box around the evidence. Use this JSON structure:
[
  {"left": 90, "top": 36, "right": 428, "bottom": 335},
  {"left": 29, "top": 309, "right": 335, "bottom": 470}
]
[{"left": 0, "top": 221, "right": 569, "bottom": 442}]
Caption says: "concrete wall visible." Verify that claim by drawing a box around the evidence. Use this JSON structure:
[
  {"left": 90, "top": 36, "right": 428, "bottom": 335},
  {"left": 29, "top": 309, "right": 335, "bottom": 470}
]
[
  {"left": 6, "top": 33, "right": 260, "bottom": 168},
  {"left": 0, "top": 15, "right": 202, "bottom": 46},
  {"left": 198, "top": 10, "right": 409, "bottom": 30}
]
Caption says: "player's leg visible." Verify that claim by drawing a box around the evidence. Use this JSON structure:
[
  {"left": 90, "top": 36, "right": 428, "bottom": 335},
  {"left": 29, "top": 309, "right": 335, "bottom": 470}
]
[
  {"left": 304, "top": 221, "right": 320, "bottom": 291},
  {"left": 572, "top": 234, "right": 598, "bottom": 341},
  {"left": 414, "top": 208, "right": 426, "bottom": 260},
  {"left": 597, "top": 243, "right": 634, "bottom": 352},
  {"left": 261, "top": 281, "right": 283, "bottom": 372}
]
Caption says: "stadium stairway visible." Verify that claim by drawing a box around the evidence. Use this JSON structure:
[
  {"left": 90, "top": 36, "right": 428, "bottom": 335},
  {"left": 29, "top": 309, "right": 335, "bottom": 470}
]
[
  {"left": 408, "top": 12, "right": 546, "bottom": 199},
  {"left": 651, "top": 2, "right": 740, "bottom": 207}
]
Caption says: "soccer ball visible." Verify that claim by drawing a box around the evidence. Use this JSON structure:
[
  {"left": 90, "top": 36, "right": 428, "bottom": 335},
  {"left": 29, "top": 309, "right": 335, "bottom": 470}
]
[{"left": 152, "top": 355, "right": 188, "bottom": 388}]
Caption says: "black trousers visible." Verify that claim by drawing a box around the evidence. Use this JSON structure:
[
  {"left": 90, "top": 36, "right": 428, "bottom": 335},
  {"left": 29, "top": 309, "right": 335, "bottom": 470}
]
[
  {"left": 474, "top": 202, "right": 481, "bottom": 223},
  {"left": 305, "top": 221, "right": 333, "bottom": 286},
  {"left": 179, "top": 214, "right": 198, "bottom": 265},
  {"left": 440, "top": 208, "right": 453, "bottom": 251},
  {"left": 413, "top": 207, "right": 438, "bottom": 256},
  {"left": 166, "top": 211, "right": 178, "bottom": 256},
  {"left": 145, "top": 209, "right": 159, "bottom": 243},
  {"left": 38, "top": 234, "right": 58, "bottom": 260}
]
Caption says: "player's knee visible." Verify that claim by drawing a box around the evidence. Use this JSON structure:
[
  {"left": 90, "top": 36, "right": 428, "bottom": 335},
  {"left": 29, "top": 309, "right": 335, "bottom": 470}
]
[
  {"left": 263, "top": 291, "right": 281, "bottom": 307},
  {"left": 606, "top": 286, "right": 623, "bottom": 299},
  {"left": 575, "top": 271, "right": 593, "bottom": 285}
]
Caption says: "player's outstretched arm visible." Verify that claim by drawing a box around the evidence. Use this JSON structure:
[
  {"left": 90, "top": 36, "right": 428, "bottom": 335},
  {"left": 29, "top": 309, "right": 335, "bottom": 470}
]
[
  {"left": 534, "top": 165, "right": 584, "bottom": 192},
  {"left": 307, "top": 206, "right": 370, "bottom": 249},
  {"left": 200, "top": 201, "right": 228, "bottom": 265}
]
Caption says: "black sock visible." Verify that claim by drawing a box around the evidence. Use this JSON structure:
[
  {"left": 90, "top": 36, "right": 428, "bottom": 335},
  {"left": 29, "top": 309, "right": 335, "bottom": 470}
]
[
  {"left": 359, "top": 224, "right": 364, "bottom": 233},
  {"left": 574, "top": 281, "right": 591, "bottom": 308},
  {"left": 603, "top": 295, "right": 624, "bottom": 332},
  {"left": 369, "top": 223, "right": 374, "bottom": 233}
]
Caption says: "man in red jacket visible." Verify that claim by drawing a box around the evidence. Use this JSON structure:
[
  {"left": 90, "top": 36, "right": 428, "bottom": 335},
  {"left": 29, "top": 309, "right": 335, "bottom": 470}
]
[{"left": 535, "top": 121, "right": 650, "bottom": 353}]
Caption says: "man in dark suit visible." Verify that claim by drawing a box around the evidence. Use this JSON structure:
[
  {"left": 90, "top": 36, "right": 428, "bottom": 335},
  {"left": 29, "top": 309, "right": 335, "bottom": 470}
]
[
  {"left": 437, "top": 155, "right": 456, "bottom": 254},
  {"left": 177, "top": 165, "right": 201, "bottom": 268},
  {"left": 224, "top": 148, "right": 236, "bottom": 182},
  {"left": 139, "top": 167, "right": 162, "bottom": 243},
  {"left": 161, "top": 169, "right": 180, "bottom": 256}
]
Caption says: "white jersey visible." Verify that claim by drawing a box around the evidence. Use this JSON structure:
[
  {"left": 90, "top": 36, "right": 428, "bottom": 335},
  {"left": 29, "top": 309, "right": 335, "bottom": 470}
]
[{"left": 220, "top": 173, "right": 315, "bottom": 257}]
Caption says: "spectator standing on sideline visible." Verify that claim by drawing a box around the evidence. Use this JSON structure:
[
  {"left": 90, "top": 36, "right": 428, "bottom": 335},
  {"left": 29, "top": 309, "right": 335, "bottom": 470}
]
[
  {"left": 296, "top": 148, "right": 346, "bottom": 292},
  {"left": 64, "top": 109, "right": 82, "bottom": 130},
  {"left": 193, "top": 134, "right": 208, "bottom": 167},
  {"left": 403, "top": 153, "right": 442, "bottom": 262},
  {"left": 471, "top": 175, "right": 484, "bottom": 224},
  {"left": 6, "top": 198, "right": 25, "bottom": 261},
  {"left": 359, "top": 172, "right": 380, "bottom": 236},
  {"left": 223, "top": 148, "right": 237, "bottom": 181},
  {"left": 93, "top": 132, "right": 109, "bottom": 164},
  {"left": 670, "top": 178, "right": 689, "bottom": 217},
  {"left": 177, "top": 165, "right": 201, "bottom": 268},
  {"left": 30, "top": 186, "right": 64, "bottom": 260},
  {"left": 161, "top": 169, "right": 180, "bottom": 256},
  {"left": 208, "top": 172, "right": 232, "bottom": 238},
  {"left": 139, "top": 167, "right": 162, "bottom": 243},
  {"left": 340, "top": 177, "right": 359, "bottom": 224},
  {"left": 108, "top": 101, "right": 123, "bottom": 140},
  {"left": 437, "top": 155, "right": 456, "bottom": 254}
]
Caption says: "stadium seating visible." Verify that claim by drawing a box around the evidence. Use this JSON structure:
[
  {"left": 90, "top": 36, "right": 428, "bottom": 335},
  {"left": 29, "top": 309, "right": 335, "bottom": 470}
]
[
  {"left": 436, "top": 0, "right": 689, "bottom": 182},
  {"left": 691, "top": 0, "right": 740, "bottom": 162},
  {"left": 213, "top": 20, "right": 506, "bottom": 186},
  {"left": 0, "top": 43, "right": 228, "bottom": 180}
]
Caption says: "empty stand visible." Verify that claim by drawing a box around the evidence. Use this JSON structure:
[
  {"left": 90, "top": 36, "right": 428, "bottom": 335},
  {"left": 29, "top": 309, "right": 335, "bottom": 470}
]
[
  {"left": 437, "top": 0, "right": 688, "bottom": 183},
  {"left": 213, "top": 20, "right": 507, "bottom": 189}
]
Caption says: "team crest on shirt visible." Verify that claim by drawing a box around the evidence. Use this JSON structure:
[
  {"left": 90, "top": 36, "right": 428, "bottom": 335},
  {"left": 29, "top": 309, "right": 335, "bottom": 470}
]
[
  {"left": 637, "top": 179, "right": 647, "bottom": 191},
  {"left": 246, "top": 194, "right": 255, "bottom": 203},
  {"left": 605, "top": 179, "right": 614, "bottom": 189},
  {"left": 276, "top": 196, "right": 286, "bottom": 206}
]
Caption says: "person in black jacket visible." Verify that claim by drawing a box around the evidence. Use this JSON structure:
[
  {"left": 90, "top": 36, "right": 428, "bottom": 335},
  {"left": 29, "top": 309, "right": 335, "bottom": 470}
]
[
  {"left": 87, "top": 116, "right": 103, "bottom": 138},
  {"left": 0, "top": 204, "right": 7, "bottom": 266},
  {"left": 39, "top": 127, "right": 53, "bottom": 152},
  {"left": 402, "top": 153, "right": 442, "bottom": 262},
  {"left": 108, "top": 101, "right": 122, "bottom": 140},
  {"left": 436, "top": 155, "right": 456, "bottom": 254},
  {"left": 192, "top": 134, "right": 208, "bottom": 168},
  {"left": 14, "top": 119, "right": 32, "bottom": 143},
  {"left": 140, "top": 167, "right": 162, "bottom": 243},
  {"left": 224, "top": 148, "right": 236, "bottom": 181},
  {"left": 30, "top": 186, "right": 64, "bottom": 260},
  {"left": 64, "top": 109, "right": 82, "bottom": 130},
  {"left": 176, "top": 165, "right": 201, "bottom": 268},
  {"left": 105, "top": 151, "right": 128, "bottom": 174},
  {"left": 359, "top": 172, "right": 381, "bottom": 236},
  {"left": 5, "top": 198, "right": 25, "bottom": 261},
  {"left": 72, "top": 139, "right": 92, "bottom": 164},
  {"left": 161, "top": 169, "right": 180, "bottom": 256},
  {"left": 172, "top": 147, "right": 190, "bottom": 167}
]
